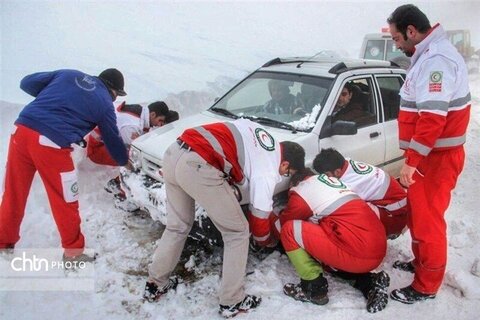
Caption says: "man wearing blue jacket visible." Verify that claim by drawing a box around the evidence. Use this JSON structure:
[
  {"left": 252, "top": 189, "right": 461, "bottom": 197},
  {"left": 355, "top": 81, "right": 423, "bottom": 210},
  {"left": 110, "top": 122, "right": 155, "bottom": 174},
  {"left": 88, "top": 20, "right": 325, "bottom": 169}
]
[{"left": 0, "top": 68, "right": 128, "bottom": 261}]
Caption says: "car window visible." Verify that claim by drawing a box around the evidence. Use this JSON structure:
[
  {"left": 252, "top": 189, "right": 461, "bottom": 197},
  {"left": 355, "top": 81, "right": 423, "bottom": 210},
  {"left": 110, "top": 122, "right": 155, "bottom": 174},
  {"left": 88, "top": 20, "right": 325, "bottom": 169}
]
[
  {"left": 385, "top": 40, "right": 405, "bottom": 60},
  {"left": 364, "top": 40, "right": 385, "bottom": 60},
  {"left": 332, "top": 77, "right": 377, "bottom": 128},
  {"left": 376, "top": 76, "right": 403, "bottom": 121},
  {"left": 211, "top": 71, "right": 333, "bottom": 132}
]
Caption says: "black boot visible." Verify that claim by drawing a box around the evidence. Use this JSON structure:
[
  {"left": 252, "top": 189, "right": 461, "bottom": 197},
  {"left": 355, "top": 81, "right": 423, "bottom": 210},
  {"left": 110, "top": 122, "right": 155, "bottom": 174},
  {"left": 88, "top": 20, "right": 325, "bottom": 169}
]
[
  {"left": 390, "top": 285, "right": 436, "bottom": 304},
  {"left": 350, "top": 271, "right": 390, "bottom": 313},
  {"left": 283, "top": 274, "right": 329, "bottom": 305},
  {"left": 393, "top": 260, "right": 415, "bottom": 273}
]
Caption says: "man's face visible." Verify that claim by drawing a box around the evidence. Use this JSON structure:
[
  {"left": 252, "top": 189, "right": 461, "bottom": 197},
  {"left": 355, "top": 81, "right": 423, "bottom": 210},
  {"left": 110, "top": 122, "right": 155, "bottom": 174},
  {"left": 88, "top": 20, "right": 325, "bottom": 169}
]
[
  {"left": 389, "top": 23, "right": 416, "bottom": 57},
  {"left": 270, "top": 85, "right": 288, "bottom": 101},
  {"left": 149, "top": 113, "right": 166, "bottom": 127},
  {"left": 335, "top": 88, "right": 352, "bottom": 110}
]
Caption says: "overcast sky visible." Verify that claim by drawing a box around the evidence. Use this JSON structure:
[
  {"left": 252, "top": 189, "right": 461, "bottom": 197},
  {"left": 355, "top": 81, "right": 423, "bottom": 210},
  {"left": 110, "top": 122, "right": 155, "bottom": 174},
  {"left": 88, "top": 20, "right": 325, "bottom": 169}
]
[{"left": 1, "top": 0, "right": 479, "bottom": 104}]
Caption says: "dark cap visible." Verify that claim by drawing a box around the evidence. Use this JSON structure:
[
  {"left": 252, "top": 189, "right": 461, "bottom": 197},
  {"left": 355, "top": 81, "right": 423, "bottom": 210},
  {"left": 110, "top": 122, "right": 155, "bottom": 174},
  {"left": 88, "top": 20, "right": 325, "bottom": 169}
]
[{"left": 98, "top": 68, "right": 127, "bottom": 96}]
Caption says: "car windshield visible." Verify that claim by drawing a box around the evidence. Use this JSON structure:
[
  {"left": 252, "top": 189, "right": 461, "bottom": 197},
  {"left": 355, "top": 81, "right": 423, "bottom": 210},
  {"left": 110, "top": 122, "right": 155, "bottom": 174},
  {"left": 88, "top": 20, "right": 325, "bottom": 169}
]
[{"left": 210, "top": 71, "right": 333, "bottom": 132}]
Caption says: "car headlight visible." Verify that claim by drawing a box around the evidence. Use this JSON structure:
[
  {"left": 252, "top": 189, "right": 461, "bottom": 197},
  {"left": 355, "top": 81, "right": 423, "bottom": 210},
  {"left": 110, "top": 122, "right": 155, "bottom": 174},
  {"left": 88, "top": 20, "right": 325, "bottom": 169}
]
[{"left": 128, "top": 146, "right": 142, "bottom": 171}]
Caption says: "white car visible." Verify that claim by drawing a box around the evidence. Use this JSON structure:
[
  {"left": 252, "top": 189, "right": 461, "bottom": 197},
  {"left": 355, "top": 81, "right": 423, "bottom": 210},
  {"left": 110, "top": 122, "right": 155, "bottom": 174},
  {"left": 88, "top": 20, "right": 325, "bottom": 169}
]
[{"left": 122, "top": 57, "right": 406, "bottom": 240}]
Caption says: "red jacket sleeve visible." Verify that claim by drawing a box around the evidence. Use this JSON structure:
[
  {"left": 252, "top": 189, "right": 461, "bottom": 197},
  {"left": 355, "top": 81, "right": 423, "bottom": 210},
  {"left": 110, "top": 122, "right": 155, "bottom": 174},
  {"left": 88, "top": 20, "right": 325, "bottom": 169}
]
[{"left": 279, "top": 191, "right": 313, "bottom": 225}]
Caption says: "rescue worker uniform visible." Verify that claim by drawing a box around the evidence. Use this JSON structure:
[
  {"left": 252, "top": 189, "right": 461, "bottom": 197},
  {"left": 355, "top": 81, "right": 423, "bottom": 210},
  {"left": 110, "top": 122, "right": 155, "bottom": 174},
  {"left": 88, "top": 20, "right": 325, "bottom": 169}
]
[
  {"left": 87, "top": 102, "right": 150, "bottom": 166},
  {"left": 148, "top": 118, "right": 282, "bottom": 306},
  {"left": 337, "top": 158, "right": 408, "bottom": 237},
  {"left": 0, "top": 70, "right": 128, "bottom": 255},
  {"left": 278, "top": 174, "right": 387, "bottom": 278},
  {"left": 398, "top": 24, "right": 471, "bottom": 294}
]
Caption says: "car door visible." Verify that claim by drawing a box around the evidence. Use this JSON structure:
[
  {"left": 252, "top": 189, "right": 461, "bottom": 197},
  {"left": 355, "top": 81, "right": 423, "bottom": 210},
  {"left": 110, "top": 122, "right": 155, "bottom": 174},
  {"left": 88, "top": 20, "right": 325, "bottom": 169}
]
[
  {"left": 319, "top": 75, "right": 386, "bottom": 168},
  {"left": 374, "top": 74, "right": 406, "bottom": 176}
]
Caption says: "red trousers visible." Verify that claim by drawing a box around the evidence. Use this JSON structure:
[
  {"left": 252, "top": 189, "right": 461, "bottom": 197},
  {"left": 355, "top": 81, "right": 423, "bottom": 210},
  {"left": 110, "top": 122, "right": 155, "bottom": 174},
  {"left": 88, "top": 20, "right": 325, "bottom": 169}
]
[
  {"left": 86, "top": 135, "right": 118, "bottom": 166},
  {"left": 379, "top": 207, "right": 408, "bottom": 237},
  {"left": 0, "top": 125, "right": 84, "bottom": 255},
  {"left": 408, "top": 147, "right": 465, "bottom": 294}
]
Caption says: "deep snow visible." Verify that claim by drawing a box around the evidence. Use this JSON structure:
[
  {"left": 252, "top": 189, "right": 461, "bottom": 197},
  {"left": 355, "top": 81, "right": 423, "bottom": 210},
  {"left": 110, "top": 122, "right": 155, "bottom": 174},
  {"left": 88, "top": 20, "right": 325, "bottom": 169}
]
[{"left": 1, "top": 1, "right": 480, "bottom": 320}]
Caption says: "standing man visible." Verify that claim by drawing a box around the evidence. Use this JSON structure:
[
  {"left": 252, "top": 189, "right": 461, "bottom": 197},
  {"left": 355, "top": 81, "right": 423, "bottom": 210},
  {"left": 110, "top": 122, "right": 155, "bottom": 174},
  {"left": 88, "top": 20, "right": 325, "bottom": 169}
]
[
  {"left": 0, "top": 68, "right": 129, "bottom": 261},
  {"left": 387, "top": 5, "right": 471, "bottom": 303},
  {"left": 143, "top": 118, "right": 304, "bottom": 318}
]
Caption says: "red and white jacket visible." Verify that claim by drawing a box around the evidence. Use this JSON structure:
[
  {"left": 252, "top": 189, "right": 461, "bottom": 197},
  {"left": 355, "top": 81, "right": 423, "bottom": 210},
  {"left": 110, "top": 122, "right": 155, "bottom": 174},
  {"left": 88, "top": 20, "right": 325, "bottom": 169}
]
[
  {"left": 179, "top": 118, "right": 282, "bottom": 245},
  {"left": 275, "top": 175, "right": 386, "bottom": 259},
  {"left": 338, "top": 159, "right": 407, "bottom": 216},
  {"left": 89, "top": 102, "right": 150, "bottom": 146},
  {"left": 399, "top": 24, "right": 471, "bottom": 167}
]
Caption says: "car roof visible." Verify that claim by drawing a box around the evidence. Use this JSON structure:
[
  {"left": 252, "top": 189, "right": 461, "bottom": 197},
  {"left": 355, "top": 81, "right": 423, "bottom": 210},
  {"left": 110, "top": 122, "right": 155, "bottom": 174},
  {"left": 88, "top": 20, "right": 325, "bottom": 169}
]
[{"left": 258, "top": 56, "right": 402, "bottom": 77}]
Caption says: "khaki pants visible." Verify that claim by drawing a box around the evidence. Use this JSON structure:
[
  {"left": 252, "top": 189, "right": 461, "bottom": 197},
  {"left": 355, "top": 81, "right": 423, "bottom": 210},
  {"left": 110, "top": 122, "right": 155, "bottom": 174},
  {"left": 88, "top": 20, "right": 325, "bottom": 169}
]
[{"left": 148, "top": 142, "right": 250, "bottom": 305}]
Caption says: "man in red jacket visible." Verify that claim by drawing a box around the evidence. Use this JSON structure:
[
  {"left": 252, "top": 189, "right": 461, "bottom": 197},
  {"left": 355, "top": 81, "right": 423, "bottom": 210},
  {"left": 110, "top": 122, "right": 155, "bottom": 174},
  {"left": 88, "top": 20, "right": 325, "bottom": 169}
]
[
  {"left": 143, "top": 118, "right": 305, "bottom": 318},
  {"left": 275, "top": 167, "right": 389, "bottom": 313},
  {"left": 313, "top": 148, "right": 408, "bottom": 239},
  {"left": 387, "top": 5, "right": 471, "bottom": 303}
]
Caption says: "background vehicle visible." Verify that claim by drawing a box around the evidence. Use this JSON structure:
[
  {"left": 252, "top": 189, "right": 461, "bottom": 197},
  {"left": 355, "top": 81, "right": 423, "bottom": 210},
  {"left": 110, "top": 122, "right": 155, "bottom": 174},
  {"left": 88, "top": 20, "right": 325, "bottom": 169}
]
[
  {"left": 360, "top": 29, "right": 479, "bottom": 73},
  {"left": 446, "top": 29, "right": 480, "bottom": 73},
  {"left": 121, "top": 57, "right": 406, "bottom": 244},
  {"left": 360, "top": 32, "right": 411, "bottom": 69}
]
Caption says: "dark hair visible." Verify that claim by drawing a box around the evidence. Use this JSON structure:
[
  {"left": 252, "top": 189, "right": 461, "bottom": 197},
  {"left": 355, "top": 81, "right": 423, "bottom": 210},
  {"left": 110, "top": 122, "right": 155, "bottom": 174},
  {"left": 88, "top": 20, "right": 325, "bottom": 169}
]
[
  {"left": 290, "top": 167, "right": 315, "bottom": 187},
  {"left": 387, "top": 4, "right": 431, "bottom": 40},
  {"left": 166, "top": 110, "right": 179, "bottom": 123},
  {"left": 313, "top": 148, "right": 345, "bottom": 174},
  {"left": 280, "top": 141, "right": 306, "bottom": 187},
  {"left": 280, "top": 141, "right": 305, "bottom": 170},
  {"left": 343, "top": 82, "right": 354, "bottom": 94},
  {"left": 148, "top": 101, "right": 170, "bottom": 117}
]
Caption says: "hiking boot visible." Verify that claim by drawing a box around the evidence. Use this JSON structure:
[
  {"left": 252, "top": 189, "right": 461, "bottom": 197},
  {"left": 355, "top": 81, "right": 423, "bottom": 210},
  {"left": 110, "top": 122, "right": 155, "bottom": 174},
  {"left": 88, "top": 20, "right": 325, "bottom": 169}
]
[
  {"left": 104, "top": 177, "right": 121, "bottom": 194},
  {"left": 143, "top": 277, "right": 178, "bottom": 303},
  {"left": 219, "top": 295, "right": 261, "bottom": 318},
  {"left": 393, "top": 260, "right": 415, "bottom": 273},
  {"left": 390, "top": 285, "right": 436, "bottom": 304},
  {"left": 366, "top": 271, "right": 390, "bottom": 313},
  {"left": 283, "top": 274, "right": 329, "bottom": 305}
]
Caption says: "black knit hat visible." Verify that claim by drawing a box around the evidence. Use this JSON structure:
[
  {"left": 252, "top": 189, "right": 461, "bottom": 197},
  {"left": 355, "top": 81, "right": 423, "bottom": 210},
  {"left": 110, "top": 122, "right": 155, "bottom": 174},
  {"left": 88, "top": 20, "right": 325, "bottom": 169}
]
[{"left": 98, "top": 68, "right": 127, "bottom": 96}]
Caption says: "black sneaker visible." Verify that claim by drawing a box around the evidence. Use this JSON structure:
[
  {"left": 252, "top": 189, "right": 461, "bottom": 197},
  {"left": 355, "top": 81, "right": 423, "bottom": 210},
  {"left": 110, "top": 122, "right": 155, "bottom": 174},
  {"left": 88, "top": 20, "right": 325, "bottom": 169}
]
[
  {"left": 390, "top": 285, "right": 436, "bottom": 304},
  {"left": 283, "top": 275, "right": 329, "bottom": 305},
  {"left": 143, "top": 277, "right": 178, "bottom": 302},
  {"left": 393, "top": 260, "right": 415, "bottom": 273},
  {"left": 219, "top": 294, "right": 261, "bottom": 318},
  {"left": 366, "top": 271, "right": 390, "bottom": 313}
]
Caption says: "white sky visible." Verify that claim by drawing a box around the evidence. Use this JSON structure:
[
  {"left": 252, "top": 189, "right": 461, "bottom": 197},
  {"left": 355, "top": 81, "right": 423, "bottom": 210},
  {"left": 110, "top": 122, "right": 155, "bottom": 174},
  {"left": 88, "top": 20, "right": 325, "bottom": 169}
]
[{"left": 1, "top": 0, "right": 479, "bottom": 105}]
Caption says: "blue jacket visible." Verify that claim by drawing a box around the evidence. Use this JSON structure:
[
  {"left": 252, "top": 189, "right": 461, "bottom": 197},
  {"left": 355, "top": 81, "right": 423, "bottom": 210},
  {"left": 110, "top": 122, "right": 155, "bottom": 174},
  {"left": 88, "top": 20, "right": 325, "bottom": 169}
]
[{"left": 16, "top": 69, "right": 128, "bottom": 166}]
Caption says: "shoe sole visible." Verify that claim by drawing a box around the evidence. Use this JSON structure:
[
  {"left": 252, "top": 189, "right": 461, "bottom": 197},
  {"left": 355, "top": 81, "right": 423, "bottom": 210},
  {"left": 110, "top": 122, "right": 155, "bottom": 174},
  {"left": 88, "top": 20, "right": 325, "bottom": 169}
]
[
  {"left": 390, "top": 291, "right": 435, "bottom": 304},
  {"left": 284, "top": 289, "right": 329, "bottom": 305}
]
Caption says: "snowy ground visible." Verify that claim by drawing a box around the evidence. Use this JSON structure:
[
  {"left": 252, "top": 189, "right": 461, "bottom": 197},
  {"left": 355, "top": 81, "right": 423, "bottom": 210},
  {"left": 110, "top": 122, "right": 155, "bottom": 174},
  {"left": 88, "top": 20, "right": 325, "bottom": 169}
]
[
  {"left": 0, "top": 74, "right": 478, "bottom": 320},
  {"left": 1, "top": 1, "right": 480, "bottom": 319}
]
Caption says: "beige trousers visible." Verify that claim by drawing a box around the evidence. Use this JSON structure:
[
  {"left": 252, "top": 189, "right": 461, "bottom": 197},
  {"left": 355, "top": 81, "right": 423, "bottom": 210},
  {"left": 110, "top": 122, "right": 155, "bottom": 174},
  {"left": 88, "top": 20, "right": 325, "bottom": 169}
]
[{"left": 148, "top": 142, "right": 250, "bottom": 305}]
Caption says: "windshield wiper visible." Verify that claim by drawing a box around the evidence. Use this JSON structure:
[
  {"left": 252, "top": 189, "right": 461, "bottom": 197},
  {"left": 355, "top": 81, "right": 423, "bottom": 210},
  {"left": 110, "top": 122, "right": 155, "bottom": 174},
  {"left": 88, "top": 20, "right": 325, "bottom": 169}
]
[
  {"left": 242, "top": 116, "right": 297, "bottom": 133},
  {"left": 210, "top": 107, "right": 239, "bottom": 119}
]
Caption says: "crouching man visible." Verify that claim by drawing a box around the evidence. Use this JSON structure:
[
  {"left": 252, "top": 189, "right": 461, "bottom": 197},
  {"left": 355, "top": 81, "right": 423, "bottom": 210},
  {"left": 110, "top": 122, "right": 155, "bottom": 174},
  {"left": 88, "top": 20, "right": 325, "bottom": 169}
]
[
  {"left": 275, "top": 164, "right": 390, "bottom": 313},
  {"left": 143, "top": 118, "right": 305, "bottom": 318}
]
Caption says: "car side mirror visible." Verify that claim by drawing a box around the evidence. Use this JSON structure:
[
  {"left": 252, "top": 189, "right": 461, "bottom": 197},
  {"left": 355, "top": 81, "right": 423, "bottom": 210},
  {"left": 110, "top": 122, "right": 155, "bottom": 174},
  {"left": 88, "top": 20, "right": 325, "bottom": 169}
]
[{"left": 320, "top": 116, "right": 357, "bottom": 138}]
